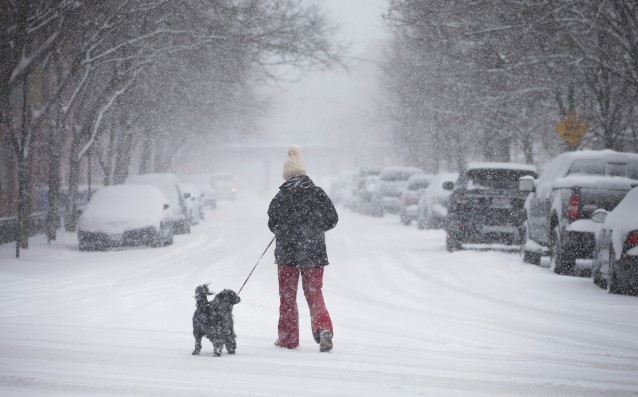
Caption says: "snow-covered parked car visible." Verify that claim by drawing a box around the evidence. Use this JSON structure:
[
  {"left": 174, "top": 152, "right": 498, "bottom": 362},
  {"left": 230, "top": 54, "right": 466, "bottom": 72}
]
[
  {"left": 351, "top": 166, "right": 382, "bottom": 213},
  {"left": 417, "top": 172, "right": 459, "bottom": 229},
  {"left": 77, "top": 185, "right": 173, "bottom": 251},
  {"left": 183, "top": 174, "right": 217, "bottom": 209},
  {"left": 353, "top": 175, "right": 381, "bottom": 216},
  {"left": 520, "top": 150, "right": 638, "bottom": 275},
  {"left": 591, "top": 187, "right": 638, "bottom": 295},
  {"left": 373, "top": 166, "right": 423, "bottom": 215},
  {"left": 446, "top": 162, "right": 538, "bottom": 252},
  {"left": 399, "top": 174, "right": 434, "bottom": 225},
  {"left": 329, "top": 171, "right": 357, "bottom": 208},
  {"left": 125, "top": 173, "right": 190, "bottom": 234},
  {"left": 178, "top": 182, "right": 204, "bottom": 224}
]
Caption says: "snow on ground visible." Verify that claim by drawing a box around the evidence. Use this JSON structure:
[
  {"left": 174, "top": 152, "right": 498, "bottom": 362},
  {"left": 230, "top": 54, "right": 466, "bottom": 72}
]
[{"left": 1, "top": 196, "right": 638, "bottom": 396}]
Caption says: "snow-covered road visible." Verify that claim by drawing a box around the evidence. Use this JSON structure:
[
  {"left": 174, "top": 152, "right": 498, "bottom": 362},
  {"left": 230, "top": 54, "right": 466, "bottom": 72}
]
[{"left": 1, "top": 197, "right": 638, "bottom": 396}]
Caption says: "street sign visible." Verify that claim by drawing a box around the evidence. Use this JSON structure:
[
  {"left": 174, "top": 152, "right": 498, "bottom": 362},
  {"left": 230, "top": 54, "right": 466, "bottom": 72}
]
[{"left": 554, "top": 111, "right": 588, "bottom": 146}]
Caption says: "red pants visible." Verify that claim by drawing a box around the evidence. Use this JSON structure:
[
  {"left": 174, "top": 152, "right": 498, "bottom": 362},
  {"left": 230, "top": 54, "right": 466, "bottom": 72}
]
[{"left": 277, "top": 264, "right": 333, "bottom": 348}]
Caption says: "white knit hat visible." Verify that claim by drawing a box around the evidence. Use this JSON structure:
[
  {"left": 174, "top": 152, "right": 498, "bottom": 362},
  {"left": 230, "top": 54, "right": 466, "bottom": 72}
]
[{"left": 282, "top": 145, "right": 307, "bottom": 180}]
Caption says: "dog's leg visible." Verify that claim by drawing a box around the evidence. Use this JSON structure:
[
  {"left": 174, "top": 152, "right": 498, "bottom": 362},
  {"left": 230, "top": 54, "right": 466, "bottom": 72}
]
[
  {"left": 213, "top": 339, "right": 223, "bottom": 357},
  {"left": 226, "top": 338, "right": 236, "bottom": 354},
  {"left": 192, "top": 332, "right": 203, "bottom": 355},
  {"left": 225, "top": 330, "right": 237, "bottom": 354}
]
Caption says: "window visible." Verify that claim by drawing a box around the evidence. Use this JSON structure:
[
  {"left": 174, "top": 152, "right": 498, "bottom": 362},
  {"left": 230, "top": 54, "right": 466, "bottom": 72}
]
[{"left": 568, "top": 160, "right": 605, "bottom": 176}]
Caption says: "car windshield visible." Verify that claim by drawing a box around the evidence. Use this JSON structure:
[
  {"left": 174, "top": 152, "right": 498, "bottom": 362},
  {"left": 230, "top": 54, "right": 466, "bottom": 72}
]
[
  {"left": 464, "top": 169, "right": 537, "bottom": 190},
  {"left": 568, "top": 160, "right": 638, "bottom": 179}
]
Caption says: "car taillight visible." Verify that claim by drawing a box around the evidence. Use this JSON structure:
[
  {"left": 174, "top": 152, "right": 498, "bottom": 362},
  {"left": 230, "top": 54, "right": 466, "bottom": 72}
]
[
  {"left": 622, "top": 231, "right": 638, "bottom": 258},
  {"left": 566, "top": 194, "right": 580, "bottom": 220},
  {"left": 625, "top": 231, "right": 638, "bottom": 247}
]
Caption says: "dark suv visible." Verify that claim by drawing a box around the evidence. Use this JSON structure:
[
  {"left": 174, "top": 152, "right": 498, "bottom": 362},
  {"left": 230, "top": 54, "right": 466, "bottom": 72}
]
[
  {"left": 445, "top": 163, "right": 538, "bottom": 252},
  {"left": 520, "top": 150, "right": 638, "bottom": 275}
]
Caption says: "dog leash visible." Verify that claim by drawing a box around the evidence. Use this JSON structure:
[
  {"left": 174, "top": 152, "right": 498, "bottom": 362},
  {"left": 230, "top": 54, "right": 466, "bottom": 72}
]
[{"left": 237, "top": 236, "right": 276, "bottom": 295}]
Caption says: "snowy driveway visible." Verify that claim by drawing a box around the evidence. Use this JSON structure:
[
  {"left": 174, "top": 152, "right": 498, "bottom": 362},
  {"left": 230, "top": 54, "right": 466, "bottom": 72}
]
[{"left": 1, "top": 197, "right": 638, "bottom": 396}]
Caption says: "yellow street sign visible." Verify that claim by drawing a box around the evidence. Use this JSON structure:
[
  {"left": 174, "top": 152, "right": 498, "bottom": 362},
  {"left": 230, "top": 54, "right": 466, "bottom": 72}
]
[{"left": 554, "top": 111, "right": 588, "bottom": 146}]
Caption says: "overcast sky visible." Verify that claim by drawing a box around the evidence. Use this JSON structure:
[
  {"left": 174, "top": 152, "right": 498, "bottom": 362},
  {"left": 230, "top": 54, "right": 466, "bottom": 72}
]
[{"left": 260, "top": 0, "right": 391, "bottom": 146}]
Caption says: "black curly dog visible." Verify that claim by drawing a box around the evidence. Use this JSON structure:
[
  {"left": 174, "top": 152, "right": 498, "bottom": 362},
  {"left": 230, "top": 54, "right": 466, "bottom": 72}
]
[{"left": 192, "top": 284, "right": 241, "bottom": 357}]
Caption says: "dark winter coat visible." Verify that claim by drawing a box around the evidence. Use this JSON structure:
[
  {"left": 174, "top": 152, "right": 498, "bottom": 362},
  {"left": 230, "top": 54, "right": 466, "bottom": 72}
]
[{"left": 268, "top": 175, "right": 338, "bottom": 267}]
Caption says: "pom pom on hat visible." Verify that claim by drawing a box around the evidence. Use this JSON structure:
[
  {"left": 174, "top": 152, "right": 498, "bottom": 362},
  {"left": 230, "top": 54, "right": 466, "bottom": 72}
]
[{"left": 283, "top": 144, "right": 307, "bottom": 180}]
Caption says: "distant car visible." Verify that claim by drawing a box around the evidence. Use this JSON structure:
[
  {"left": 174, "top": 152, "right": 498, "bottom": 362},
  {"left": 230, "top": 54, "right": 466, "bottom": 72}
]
[
  {"left": 329, "top": 171, "right": 357, "bottom": 208},
  {"left": 374, "top": 167, "right": 423, "bottom": 215},
  {"left": 352, "top": 166, "right": 382, "bottom": 213},
  {"left": 446, "top": 162, "right": 538, "bottom": 252},
  {"left": 183, "top": 174, "right": 217, "bottom": 209},
  {"left": 520, "top": 150, "right": 638, "bottom": 275},
  {"left": 179, "top": 182, "right": 203, "bottom": 224},
  {"left": 399, "top": 174, "right": 434, "bottom": 225},
  {"left": 125, "top": 173, "right": 190, "bottom": 234},
  {"left": 210, "top": 174, "right": 237, "bottom": 200},
  {"left": 353, "top": 175, "right": 381, "bottom": 216},
  {"left": 417, "top": 172, "right": 459, "bottom": 230},
  {"left": 591, "top": 187, "right": 638, "bottom": 295},
  {"left": 77, "top": 185, "right": 173, "bottom": 250}
]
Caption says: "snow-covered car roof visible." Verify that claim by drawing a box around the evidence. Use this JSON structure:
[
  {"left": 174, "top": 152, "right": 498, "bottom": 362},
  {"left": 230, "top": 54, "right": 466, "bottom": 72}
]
[
  {"left": 535, "top": 150, "right": 638, "bottom": 198},
  {"left": 553, "top": 175, "right": 638, "bottom": 190},
  {"left": 551, "top": 149, "right": 638, "bottom": 164},
  {"left": 125, "top": 173, "right": 184, "bottom": 219},
  {"left": 467, "top": 162, "right": 538, "bottom": 173},
  {"left": 604, "top": 187, "right": 638, "bottom": 260},
  {"left": 78, "top": 184, "right": 169, "bottom": 234}
]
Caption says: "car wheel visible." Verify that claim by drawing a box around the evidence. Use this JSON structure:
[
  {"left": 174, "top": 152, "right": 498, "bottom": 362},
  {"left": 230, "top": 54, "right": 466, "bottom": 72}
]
[
  {"left": 151, "top": 234, "right": 163, "bottom": 248},
  {"left": 520, "top": 221, "right": 541, "bottom": 265},
  {"left": 446, "top": 233, "right": 462, "bottom": 252},
  {"left": 592, "top": 266, "right": 606, "bottom": 289},
  {"left": 550, "top": 226, "right": 575, "bottom": 275}
]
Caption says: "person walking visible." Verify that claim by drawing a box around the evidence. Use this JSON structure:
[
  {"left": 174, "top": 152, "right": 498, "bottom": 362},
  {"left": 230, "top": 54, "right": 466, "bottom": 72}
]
[{"left": 268, "top": 145, "right": 339, "bottom": 352}]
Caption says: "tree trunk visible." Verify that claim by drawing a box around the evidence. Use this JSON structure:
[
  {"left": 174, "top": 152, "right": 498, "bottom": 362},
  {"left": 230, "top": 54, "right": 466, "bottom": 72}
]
[
  {"left": 46, "top": 124, "right": 63, "bottom": 242},
  {"left": 113, "top": 129, "right": 134, "bottom": 184},
  {"left": 139, "top": 130, "right": 153, "bottom": 175},
  {"left": 522, "top": 135, "right": 534, "bottom": 164},
  {"left": 484, "top": 130, "right": 511, "bottom": 162},
  {"left": 65, "top": 136, "right": 82, "bottom": 232},
  {"left": 15, "top": 154, "right": 32, "bottom": 257}
]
